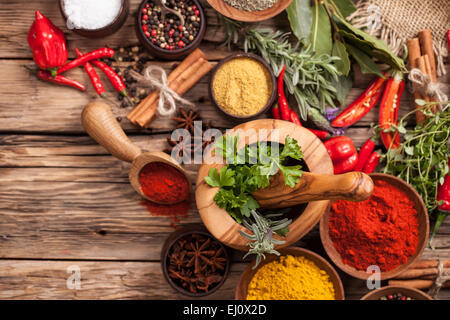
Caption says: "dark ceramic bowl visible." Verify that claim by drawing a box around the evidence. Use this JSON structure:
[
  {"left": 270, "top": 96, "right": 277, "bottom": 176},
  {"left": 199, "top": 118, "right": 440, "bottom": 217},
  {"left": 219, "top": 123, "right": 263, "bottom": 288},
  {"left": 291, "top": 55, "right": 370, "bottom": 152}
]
[
  {"left": 209, "top": 52, "right": 277, "bottom": 122},
  {"left": 361, "top": 285, "right": 433, "bottom": 300},
  {"left": 161, "top": 224, "right": 230, "bottom": 297},
  {"left": 59, "top": 0, "right": 129, "bottom": 38},
  {"left": 136, "top": 0, "right": 206, "bottom": 60}
]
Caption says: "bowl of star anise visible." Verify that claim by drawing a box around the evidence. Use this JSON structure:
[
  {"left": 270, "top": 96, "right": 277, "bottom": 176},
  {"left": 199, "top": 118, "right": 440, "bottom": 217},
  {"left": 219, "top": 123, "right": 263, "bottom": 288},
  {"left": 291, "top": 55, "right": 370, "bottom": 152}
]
[{"left": 161, "top": 224, "right": 230, "bottom": 297}]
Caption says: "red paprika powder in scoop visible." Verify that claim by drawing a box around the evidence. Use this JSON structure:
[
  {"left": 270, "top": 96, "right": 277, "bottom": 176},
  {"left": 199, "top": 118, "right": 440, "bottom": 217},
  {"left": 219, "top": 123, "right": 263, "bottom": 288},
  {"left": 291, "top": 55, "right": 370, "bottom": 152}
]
[
  {"left": 329, "top": 179, "right": 419, "bottom": 272},
  {"left": 139, "top": 162, "right": 189, "bottom": 204}
]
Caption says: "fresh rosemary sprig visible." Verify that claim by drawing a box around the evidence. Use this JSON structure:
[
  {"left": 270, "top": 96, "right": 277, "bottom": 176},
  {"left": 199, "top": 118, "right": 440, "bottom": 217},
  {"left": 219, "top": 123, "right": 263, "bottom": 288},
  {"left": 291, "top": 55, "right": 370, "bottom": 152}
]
[
  {"left": 381, "top": 101, "right": 449, "bottom": 243},
  {"left": 220, "top": 16, "right": 341, "bottom": 120},
  {"left": 239, "top": 210, "right": 291, "bottom": 268}
]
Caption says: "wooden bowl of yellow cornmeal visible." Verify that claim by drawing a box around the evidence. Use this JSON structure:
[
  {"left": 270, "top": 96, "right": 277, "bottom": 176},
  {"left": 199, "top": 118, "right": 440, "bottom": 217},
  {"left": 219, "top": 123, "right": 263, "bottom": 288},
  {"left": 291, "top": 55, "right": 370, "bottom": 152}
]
[
  {"left": 210, "top": 53, "right": 276, "bottom": 121},
  {"left": 235, "top": 247, "right": 345, "bottom": 300}
]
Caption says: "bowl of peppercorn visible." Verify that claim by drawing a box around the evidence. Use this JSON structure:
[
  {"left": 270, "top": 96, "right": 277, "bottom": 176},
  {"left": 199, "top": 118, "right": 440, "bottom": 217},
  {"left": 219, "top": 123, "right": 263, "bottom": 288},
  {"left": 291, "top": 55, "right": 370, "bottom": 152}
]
[
  {"left": 136, "top": 0, "right": 206, "bottom": 60},
  {"left": 361, "top": 285, "right": 433, "bottom": 300},
  {"left": 161, "top": 224, "right": 231, "bottom": 297}
]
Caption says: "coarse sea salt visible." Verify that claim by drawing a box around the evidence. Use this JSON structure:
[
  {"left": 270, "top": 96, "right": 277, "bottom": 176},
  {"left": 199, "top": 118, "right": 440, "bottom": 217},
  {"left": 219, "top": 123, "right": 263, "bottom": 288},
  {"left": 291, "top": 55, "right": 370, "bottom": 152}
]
[{"left": 64, "top": 0, "right": 122, "bottom": 30}]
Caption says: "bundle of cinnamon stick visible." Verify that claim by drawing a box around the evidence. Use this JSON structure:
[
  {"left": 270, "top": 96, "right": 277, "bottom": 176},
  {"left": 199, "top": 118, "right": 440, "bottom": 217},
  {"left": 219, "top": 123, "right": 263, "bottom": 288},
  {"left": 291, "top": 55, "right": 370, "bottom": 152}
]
[
  {"left": 406, "top": 30, "right": 438, "bottom": 124},
  {"left": 388, "top": 259, "right": 450, "bottom": 290},
  {"left": 128, "top": 49, "right": 213, "bottom": 128}
]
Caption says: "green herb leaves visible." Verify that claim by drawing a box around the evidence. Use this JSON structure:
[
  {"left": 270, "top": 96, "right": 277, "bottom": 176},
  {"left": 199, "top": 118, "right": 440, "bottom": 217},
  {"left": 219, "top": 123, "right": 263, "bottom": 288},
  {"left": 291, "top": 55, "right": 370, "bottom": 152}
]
[
  {"left": 205, "top": 135, "right": 304, "bottom": 223},
  {"left": 286, "top": 0, "right": 312, "bottom": 41}
]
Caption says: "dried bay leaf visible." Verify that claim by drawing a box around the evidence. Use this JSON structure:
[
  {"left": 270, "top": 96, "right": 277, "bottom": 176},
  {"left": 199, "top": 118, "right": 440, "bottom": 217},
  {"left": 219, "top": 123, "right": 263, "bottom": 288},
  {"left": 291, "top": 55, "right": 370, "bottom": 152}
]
[
  {"left": 345, "top": 43, "right": 384, "bottom": 77},
  {"left": 329, "top": 0, "right": 356, "bottom": 18},
  {"left": 310, "top": 0, "right": 332, "bottom": 56},
  {"left": 332, "top": 39, "right": 351, "bottom": 76},
  {"left": 286, "top": 0, "right": 313, "bottom": 41}
]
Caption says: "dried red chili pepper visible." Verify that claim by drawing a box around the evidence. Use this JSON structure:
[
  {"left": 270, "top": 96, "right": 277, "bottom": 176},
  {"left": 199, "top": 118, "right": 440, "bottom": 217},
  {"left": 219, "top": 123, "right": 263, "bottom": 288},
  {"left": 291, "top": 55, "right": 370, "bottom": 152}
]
[
  {"left": 363, "top": 150, "right": 381, "bottom": 173},
  {"left": 57, "top": 48, "right": 115, "bottom": 75},
  {"left": 308, "top": 129, "right": 330, "bottom": 140},
  {"left": 331, "top": 75, "right": 386, "bottom": 128},
  {"left": 433, "top": 159, "right": 450, "bottom": 240},
  {"left": 28, "top": 11, "right": 68, "bottom": 77},
  {"left": 75, "top": 48, "right": 105, "bottom": 96},
  {"left": 323, "top": 136, "right": 357, "bottom": 163},
  {"left": 379, "top": 72, "right": 404, "bottom": 150},
  {"left": 91, "top": 60, "right": 129, "bottom": 97},
  {"left": 354, "top": 137, "right": 376, "bottom": 172},
  {"left": 333, "top": 153, "right": 358, "bottom": 174},
  {"left": 37, "top": 70, "right": 85, "bottom": 91},
  {"left": 289, "top": 109, "right": 302, "bottom": 126},
  {"left": 277, "top": 65, "right": 290, "bottom": 121},
  {"left": 272, "top": 103, "right": 281, "bottom": 120}
]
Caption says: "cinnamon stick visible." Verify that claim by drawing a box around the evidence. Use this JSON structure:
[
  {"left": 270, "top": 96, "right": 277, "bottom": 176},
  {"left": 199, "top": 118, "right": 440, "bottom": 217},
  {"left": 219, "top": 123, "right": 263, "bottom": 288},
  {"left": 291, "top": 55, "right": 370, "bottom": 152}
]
[
  {"left": 388, "top": 279, "right": 450, "bottom": 290},
  {"left": 407, "top": 38, "right": 426, "bottom": 124},
  {"left": 410, "top": 259, "right": 450, "bottom": 269},
  {"left": 392, "top": 267, "right": 440, "bottom": 280},
  {"left": 127, "top": 48, "right": 206, "bottom": 123},
  {"left": 135, "top": 58, "right": 213, "bottom": 128},
  {"left": 418, "top": 30, "right": 437, "bottom": 81}
]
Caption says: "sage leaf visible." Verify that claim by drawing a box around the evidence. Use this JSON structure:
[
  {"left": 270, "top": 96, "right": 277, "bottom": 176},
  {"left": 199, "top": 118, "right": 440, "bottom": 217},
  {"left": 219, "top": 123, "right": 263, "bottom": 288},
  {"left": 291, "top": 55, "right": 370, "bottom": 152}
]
[
  {"left": 332, "top": 39, "right": 351, "bottom": 75},
  {"left": 345, "top": 43, "right": 384, "bottom": 77},
  {"left": 286, "top": 0, "right": 313, "bottom": 41},
  {"left": 310, "top": 0, "right": 332, "bottom": 56}
]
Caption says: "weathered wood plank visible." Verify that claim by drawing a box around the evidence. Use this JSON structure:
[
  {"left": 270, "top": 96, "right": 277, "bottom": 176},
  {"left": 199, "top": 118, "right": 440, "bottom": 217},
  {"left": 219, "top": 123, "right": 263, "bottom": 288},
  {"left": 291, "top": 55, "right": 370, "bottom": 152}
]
[{"left": 3, "top": 61, "right": 447, "bottom": 134}]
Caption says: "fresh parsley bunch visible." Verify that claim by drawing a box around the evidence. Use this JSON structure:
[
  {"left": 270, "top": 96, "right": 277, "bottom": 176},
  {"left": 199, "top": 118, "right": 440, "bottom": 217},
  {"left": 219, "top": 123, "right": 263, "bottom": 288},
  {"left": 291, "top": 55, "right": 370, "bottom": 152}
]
[{"left": 205, "top": 135, "right": 304, "bottom": 223}]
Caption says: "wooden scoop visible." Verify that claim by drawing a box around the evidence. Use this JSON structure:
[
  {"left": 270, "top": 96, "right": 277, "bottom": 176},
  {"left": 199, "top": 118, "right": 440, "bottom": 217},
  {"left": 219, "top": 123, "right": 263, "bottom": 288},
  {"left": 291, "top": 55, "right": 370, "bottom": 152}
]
[
  {"left": 253, "top": 171, "right": 373, "bottom": 209},
  {"left": 81, "top": 101, "right": 190, "bottom": 204}
]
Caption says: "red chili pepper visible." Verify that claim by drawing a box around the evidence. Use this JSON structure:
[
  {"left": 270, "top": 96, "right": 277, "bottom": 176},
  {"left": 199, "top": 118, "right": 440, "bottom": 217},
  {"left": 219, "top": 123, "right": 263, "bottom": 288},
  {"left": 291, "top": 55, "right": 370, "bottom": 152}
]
[
  {"left": 437, "top": 159, "right": 450, "bottom": 212},
  {"left": 272, "top": 103, "right": 281, "bottom": 119},
  {"left": 331, "top": 75, "right": 386, "bottom": 128},
  {"left": 333, "top": 153, "right": 358, "bottom": 174},
  {"left": 37, "top": 70, "right": 85, "bottom": 91},
  {"left": 363, "top": 150, "right": 381, "bottom": 173},
  {"left": 91, "top": 60, "right": 128, "bottom": 97},
  {"left": 323, "top": 136, "right": 357, "bottom": 163},
  {"left": 447, "top": 30, "right": 450, "bottom": 52},
  {"left": 379, "top": 72, "right": 404, "bottom": 150},
  {"left": 28, "top": 11, "right": 68, "bottom": 77},
  {"left": 278, "top": 65, "right": 291, "bottom": 121},
  {"left": 57, "top": 48, "right": 115, "bottom": 75},
  {"left": 308, "top": 129, "right": 331, "bottom": 140},
  {"left": 289, "top": 110, "right": 302, "bottom": 126},
  {"left": 354, "top": 137, "right": 376, "bottom": 171},
  {"left": 75, "top": 48, "right": 105, "bottom": 96}
]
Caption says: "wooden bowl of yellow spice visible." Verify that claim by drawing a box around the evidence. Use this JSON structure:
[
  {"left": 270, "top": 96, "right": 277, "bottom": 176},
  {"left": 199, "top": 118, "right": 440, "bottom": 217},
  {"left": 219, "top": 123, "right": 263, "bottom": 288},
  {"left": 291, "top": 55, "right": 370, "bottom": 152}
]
[
  {"left": 235, "top": 247, "right": 345, "bottom": 300},
  {"left": 210, "top": 53, "right": 276, "bottom": 122}
]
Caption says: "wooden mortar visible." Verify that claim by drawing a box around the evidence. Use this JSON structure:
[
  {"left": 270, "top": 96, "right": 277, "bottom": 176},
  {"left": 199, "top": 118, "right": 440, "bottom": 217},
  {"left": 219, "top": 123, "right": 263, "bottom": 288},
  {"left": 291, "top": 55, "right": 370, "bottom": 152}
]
[{"left": 195, "top": 119, "right": 373, "bottom": 251}]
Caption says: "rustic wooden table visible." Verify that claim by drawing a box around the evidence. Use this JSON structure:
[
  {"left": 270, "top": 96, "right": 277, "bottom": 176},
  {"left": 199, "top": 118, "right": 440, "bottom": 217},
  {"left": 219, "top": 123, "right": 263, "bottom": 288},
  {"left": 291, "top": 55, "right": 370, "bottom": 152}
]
[{"left": 0, "top": 0, "right": 449, "bottom": 300}]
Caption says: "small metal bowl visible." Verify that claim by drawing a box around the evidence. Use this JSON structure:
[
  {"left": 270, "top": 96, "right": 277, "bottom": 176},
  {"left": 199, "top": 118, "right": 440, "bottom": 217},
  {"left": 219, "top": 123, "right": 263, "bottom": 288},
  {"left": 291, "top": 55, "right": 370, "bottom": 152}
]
[
  {"left": 161, "top": 224, "right": 230, "bottom": 297},
  {"left": 209, "top": 52, "right": 276, "bottom": 122},
  {"left": 59, "top": 0, "right": 129, "bottom": 38},
  {"left": 136, "top": 0, "right": 206, "bottom": 60}
]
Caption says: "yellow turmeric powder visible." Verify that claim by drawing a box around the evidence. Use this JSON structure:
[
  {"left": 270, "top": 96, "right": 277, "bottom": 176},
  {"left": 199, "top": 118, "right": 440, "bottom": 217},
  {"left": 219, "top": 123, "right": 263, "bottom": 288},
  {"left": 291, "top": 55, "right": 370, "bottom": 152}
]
[
  {"left": 246, "top": 255, "right": 335, "bottom": 300},
  {"left": 212, "top": 57, "right": 272, "bottom": 116}
]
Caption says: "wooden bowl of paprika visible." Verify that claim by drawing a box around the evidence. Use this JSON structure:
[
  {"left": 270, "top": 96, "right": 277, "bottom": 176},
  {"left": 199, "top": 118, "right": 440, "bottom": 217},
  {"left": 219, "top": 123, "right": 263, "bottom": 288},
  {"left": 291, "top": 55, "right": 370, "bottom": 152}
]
[
  {"left": 320, "top": 173, "right": 429, "bottom": 280},
  {"left": 235, "top": 247, "right": 345, "bottom": 300},
  {"left": 82, "top": 101, "right": 190, "bottom": 204}
]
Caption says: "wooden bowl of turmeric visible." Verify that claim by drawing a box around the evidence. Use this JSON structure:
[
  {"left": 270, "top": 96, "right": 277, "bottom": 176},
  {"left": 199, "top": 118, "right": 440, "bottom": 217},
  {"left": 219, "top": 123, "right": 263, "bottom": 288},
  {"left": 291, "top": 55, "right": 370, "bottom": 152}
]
[
  {"left": 209, "top": 52, "right": 276, "bottom": 122},
  {"left": 235, "top": 247, "right": 345, "bottom": 300}
]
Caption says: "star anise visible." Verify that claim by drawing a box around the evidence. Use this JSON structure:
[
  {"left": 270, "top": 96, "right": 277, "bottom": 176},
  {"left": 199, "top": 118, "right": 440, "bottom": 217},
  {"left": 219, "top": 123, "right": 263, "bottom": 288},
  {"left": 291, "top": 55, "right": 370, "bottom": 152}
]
[
  {"left": 185, "top": 237, "right": 216, "bottom": 274},
  {"left": 194, "top": 274, "right": 223, "bottom": 292},
  {"left": 165, "top": 136, "right": 194, "bottom": 163},
  {"left": 172, "top": 108, "right": 199, "bottom": 133}
]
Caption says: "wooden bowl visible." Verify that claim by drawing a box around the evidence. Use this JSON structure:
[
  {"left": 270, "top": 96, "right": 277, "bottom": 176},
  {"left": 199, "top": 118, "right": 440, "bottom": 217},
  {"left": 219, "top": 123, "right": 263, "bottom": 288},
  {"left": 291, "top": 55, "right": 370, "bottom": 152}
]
[
  {"left": 235, "top": 247, "right": 345, "bottom": 300},
  {"left": 320, "top": 173, "right": 429, "bottom": 280},
  {"left": 136, "top": 0, "right": 206, "bottom": 60},
  {"left": 209, "top": 52, "right": 276, "bottom": 122},
  {"left": 196, "top": 119, "right": 334, "bottom": 251},
  {"left": 59, "top": 0, "right": 129, "bottom": 38},
  {"left": 207, "top": 0, "right": 293, "bottom": 22},
  {"left": 361, "top": 285, "right": 433, "bottom": 300},
  {"left": 161, "top": 224, "right": 231, "bottom": 297}
]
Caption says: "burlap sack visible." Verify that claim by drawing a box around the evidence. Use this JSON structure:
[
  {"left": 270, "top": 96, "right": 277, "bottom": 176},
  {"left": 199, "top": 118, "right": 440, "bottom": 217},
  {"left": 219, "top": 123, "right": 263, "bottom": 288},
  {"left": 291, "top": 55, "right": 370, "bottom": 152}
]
[{"left": 348, "top": 0, "right": 449, "bottom": 76}]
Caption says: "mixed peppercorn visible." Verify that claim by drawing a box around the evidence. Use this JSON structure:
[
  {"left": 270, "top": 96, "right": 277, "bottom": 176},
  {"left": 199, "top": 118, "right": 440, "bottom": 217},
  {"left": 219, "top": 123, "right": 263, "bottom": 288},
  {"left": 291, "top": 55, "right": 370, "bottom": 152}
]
[
  {"left": 379, "top": 293, "right": 413, "bottom": 300},
  {"left": 140, "top": 0, "right": 202, "bottom": 51}
]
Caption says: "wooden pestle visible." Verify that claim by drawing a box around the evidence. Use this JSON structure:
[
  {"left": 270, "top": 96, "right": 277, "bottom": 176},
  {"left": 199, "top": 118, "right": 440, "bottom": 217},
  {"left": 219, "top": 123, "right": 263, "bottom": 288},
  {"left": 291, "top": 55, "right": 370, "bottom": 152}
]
[{"left": 253, "top": 171, "right": 373, "bottom": 209}]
